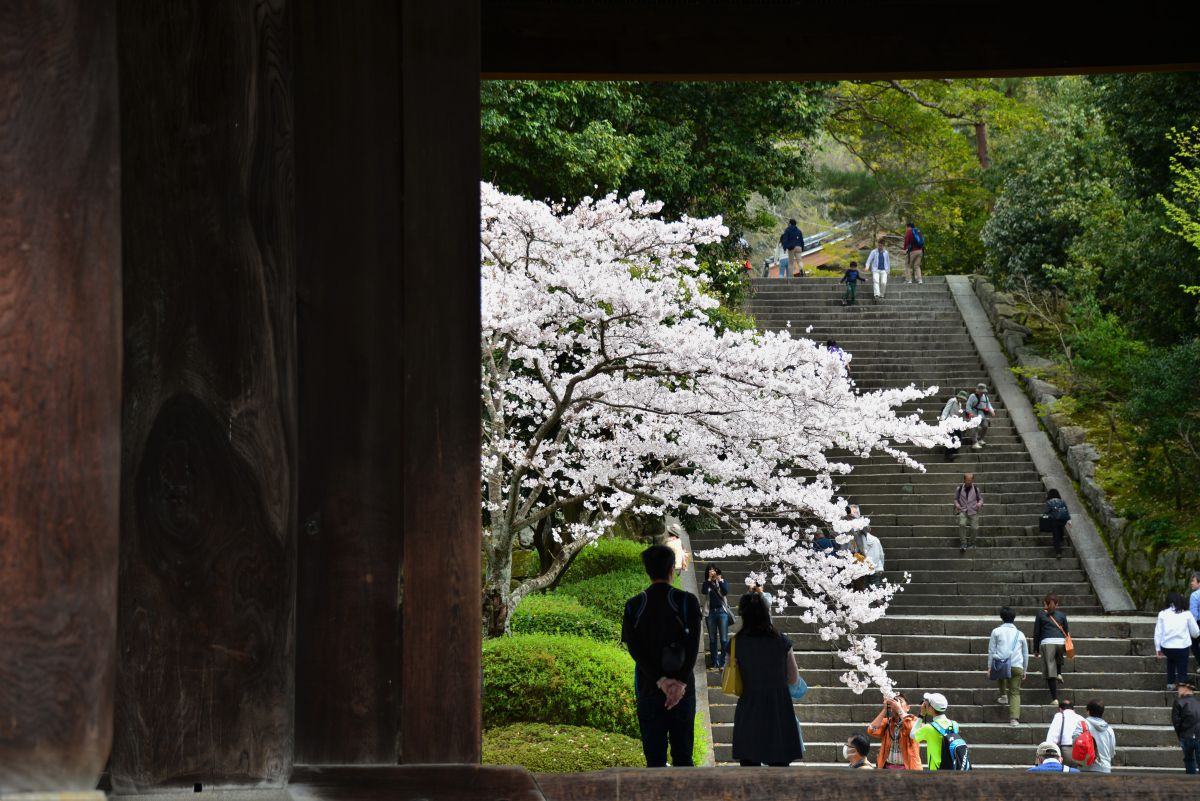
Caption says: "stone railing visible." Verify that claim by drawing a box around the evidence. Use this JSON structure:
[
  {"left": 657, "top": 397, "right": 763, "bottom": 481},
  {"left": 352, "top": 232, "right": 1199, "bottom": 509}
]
[{"left": 969, "top": 275, "right": 1186, "bottom": 610}]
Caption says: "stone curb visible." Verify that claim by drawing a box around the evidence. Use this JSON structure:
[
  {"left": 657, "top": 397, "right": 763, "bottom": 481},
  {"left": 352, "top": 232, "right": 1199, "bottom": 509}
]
[
  {"left": 675, "top": 524, "right": 717, "bottom": 766},
  {"left": 945, "top": 275, "right": 1135, "bottom": 613}
]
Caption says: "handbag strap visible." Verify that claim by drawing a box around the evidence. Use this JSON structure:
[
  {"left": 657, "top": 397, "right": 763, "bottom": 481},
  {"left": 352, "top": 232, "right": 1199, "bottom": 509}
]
[{"left": 1049, "top": 612, "right": 1068, "bottom": 638}]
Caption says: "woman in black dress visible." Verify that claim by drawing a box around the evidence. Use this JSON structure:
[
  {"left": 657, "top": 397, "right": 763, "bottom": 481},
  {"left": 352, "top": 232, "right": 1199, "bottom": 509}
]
[{"left": 730, "top": 591, "right": 804, "bottom": 766}]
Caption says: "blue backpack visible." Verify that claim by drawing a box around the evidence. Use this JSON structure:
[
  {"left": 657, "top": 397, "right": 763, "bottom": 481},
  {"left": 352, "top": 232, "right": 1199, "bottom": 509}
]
[
  {"left": 911, "top": 226, "right": 925, "bottom": 248},
  {"left": 932, "top": 720, "right": 972, "bottom": 771}
]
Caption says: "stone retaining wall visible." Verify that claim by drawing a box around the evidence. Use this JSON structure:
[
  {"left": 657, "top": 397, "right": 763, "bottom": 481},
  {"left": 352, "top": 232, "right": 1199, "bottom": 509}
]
[{"left": 970, "top": 275, "right": 1193, "bottom": 609}]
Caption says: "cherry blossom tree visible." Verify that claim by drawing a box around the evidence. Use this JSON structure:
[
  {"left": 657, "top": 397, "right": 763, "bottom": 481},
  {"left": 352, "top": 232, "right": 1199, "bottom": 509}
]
[{"left": 480, "top": 183, "right": 968, "bottom": 689}]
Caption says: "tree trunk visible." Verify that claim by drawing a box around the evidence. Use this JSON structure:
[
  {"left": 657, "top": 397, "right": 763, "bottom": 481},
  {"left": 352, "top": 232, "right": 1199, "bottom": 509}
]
[
  {"left": 974, "top": 122, "right": 991, "bottom": 169},
  {"left": 483, "top": 538, "right": 514, "bottom": 637}
]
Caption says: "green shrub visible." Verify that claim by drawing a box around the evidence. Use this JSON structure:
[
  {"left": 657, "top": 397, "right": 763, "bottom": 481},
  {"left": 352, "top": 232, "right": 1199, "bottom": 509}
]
[
  {"left": 561, "top": 538, "right": 646, "bottom": 584},
  {"left": 511, "top": 594, "right": 621, "bottom": 642},
  {"left": 555, "top": 569, "right": 649, "bottom": 620},
  {"left": 482, "top": 723, "right": 645, "bottom": 772},
  {"left": 483, "top": 634, "right": 638, "bottom": 737},
  {"left": 692, "top": 709, "right": 709, "bottom": 765}
]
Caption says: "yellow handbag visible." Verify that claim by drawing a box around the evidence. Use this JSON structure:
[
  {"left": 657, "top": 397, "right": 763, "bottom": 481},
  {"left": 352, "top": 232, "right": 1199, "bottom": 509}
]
[{"left": 721, "top": 637, "right": 743, "bottom": 696}]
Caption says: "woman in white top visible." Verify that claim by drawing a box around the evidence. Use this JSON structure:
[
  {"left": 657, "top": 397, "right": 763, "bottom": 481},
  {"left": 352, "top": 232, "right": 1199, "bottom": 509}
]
[
  {"left": 988, "top": 606, "right": 1030, "bottom": 725},
  {"left": 1156, "top": 591, "right": 1200, "bottom": 690}
]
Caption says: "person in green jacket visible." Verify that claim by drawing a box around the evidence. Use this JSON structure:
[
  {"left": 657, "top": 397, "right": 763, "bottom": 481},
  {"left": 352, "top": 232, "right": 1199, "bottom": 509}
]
[{"left": 912, "top": 692, "right": 958, "bottom": 770}]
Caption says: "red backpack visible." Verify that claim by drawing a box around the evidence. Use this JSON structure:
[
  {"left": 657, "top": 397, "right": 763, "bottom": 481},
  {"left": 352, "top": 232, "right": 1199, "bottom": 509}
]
[{"left": 1072, "top": 721, "right": 1098, "bottom": 766}]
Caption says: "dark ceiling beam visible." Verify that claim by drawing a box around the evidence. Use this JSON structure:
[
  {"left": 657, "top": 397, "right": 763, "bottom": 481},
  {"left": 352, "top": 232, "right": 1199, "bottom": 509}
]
[{"left": 481, "top": 2, "right": 1200, "bottom": 79}]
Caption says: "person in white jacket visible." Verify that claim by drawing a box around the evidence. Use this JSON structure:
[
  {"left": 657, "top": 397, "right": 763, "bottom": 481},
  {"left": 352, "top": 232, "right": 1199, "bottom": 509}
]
[
  {"left": 989, "top": 606, "right": 1030, "bottom": 725},
  {"left": 1156, "top": 591, "right": 1200, "bottom": 690}
]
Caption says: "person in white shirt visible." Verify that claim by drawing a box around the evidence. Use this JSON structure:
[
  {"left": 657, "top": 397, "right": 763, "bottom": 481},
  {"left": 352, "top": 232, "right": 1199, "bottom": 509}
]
[
  {"left": 864, "top": 241, "right": 891, "bottom": 302},
  {"left": 859, "top": 528, "right": 885, "bottom": 588},
  {"left": 989, "top": 606, "right": 1030, "bottom": 725},
  {"left": 1156, "top": 591, "right": 1200, "bottom": 690},
  {"left": 1045, "top": 699, "right": 1085, "bottom": 766}
]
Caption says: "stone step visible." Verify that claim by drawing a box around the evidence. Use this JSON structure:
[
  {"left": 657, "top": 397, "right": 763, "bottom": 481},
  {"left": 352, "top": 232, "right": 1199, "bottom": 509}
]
[
  {"left": 782, "top": 633, "right": 1139, "bottom": 657},
  {"left": 710, "top": 740, "right": 1181, "bottom": 768},
  {"left": 765, "top": 616, "right": 1157, "bottom": 638},
  {"left": 786, "top": 651, "right": 1164, "bottom": 674},
  {"left": 712, "top": 568, "right": 1088, "bottom": 585},
  {"left": 708, "top": 700, "right": 1166, "bottom": 725},
  {"left": 706, "top": 668, "right": 1170, "bottom": 693}
]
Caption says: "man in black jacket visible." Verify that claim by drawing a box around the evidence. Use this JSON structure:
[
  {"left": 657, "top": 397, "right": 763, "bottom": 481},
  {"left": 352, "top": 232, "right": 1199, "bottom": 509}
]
[
  {"left": 779, "top": 219, "right": 806, "bottom": 279},
  {"left": 621, "top": 544, "right": 703, "bottom": 767},
  {"left": 1172, "top": 680, "right": 1200, "bottom": 773}
]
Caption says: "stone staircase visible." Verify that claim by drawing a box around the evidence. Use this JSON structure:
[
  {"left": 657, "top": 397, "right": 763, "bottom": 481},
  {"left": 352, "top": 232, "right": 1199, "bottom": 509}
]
[{"left": 694, "top": 276, "right": 1170, "bottom": 770}]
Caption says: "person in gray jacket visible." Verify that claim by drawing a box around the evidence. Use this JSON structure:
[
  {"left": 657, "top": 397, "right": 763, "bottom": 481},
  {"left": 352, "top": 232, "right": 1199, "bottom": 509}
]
[
  {"left": 989, "top": 606, "right": 1029, "bottom": 725},
  {"left": 1072, "top": 698, "right": 1116, "bottom": 773}
]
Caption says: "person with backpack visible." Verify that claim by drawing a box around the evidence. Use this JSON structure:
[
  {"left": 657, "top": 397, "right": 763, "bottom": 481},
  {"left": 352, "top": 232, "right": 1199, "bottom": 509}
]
[
  {"left": 989, "top": 606, "right": 1029, "bottom": 726},
  {"left": 1172, "top": 680, "right": 1200, "bottom": 773},
  {"left": 953, "top": 473, "right": 983, "bottom": 552},
  {"left": 1034, "top": 593, "right": 1071, "bottom": 704},
  {"left": 779, "top": 218, "right": 805, "bottom": 279},
  {"left": 939, "top": 390, "right": 969, "bottom": 462},
  {"left": 1045, "top": 699, "right": 1085, "bottom": 766},
  {"left": 1042, "top": 488, "right": 1072, "bottom": 559},
  {"left": 1027, "top": 742, "right": 1079, "bottom": 773},
  {"left": 1071, "top": 698, "right": 1115, "bottom": 773},
  {"left": 903, "top": 221, "right": 924, "bottom": 284},
  {"left": 621, "top": 545, "right": 703, "bottom": 767},
  {"left": 912, "top": 692, "right": 969, "bottom": 770},
  {"left": 702, "top": 565, "right": 734, "bottom": 670},
  {"left": 729, "top": 591, "right": 804, "bottom": 766},
  {"left": 1156, "top": 591, "right": 1199, "bottom": 690},
  {"left": 965, "top": 383, "right": 995, "bottom": 450}
]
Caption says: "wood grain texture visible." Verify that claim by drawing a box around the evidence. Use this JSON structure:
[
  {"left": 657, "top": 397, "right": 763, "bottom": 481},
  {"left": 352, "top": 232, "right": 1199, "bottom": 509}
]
[
  {"left": 399, "top": 0, "right": 483, "bottom": 765},
  {"left": 112, "top": 0, "right": 297, "bottom": 790},
  {"left": 537, "top": 766, "right": 1200, "bottom": 801},
  {"left": 481, "top": 2, "right": 1200, "bottom": 79},
  {"left": 290, "top": 766, "right": 544, "bottom": 801},
  {"left": 0, "top": 0, "right": 121, "bottom": 791},
  {"left": 293, "top": 0, "right": 404, "bottom": 765}
]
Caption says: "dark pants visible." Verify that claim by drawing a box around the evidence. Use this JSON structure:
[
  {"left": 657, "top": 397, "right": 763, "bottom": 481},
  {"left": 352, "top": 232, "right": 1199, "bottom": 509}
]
[
  {"left": 708, "top": 609, "right": 730, "bottom": 668},
  {"left": 1184, "top": 735, "right": 1200, "bottom": 774},
  {"left": 842, "top": 283, "right": 856, "bottom": 304},
  {"left": 1051, "top": 520, "right": 1067, "bottom": 555},
  {"left": 637, "top": 683, "right": 696, "bottom": 767},
  {"left": 1192, "top": 635, "right": 1200, "bottom": 670},
  {"left": 1166, "top": 646, "right": 1191, "bottom": 686}
]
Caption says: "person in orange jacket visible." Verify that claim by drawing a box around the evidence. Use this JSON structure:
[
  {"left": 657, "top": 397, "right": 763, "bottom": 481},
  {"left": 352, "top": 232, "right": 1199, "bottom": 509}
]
[{"left": 866, "top": 693, "right": 923, "bottom": 769}]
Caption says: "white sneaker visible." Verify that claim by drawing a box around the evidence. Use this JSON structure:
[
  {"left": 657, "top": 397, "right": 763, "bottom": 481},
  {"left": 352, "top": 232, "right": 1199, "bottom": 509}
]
[
  {"left": 972, "top": 442, "right": 983, "bottom": 450},
  {"left": 1010, "top": 718, "right": 1020, "bottom": 727},
  {"left": 996, "top": 695, "right": 1008, "bottom": 705}
]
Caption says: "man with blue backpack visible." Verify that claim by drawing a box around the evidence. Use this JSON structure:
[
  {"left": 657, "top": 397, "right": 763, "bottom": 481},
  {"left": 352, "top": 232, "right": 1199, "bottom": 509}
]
[
  {"left": 903, "top": 221, "right": 925, "bottom": 284},
  {"left": 912, "top": 692, "right": 971, "bottom": 770}
]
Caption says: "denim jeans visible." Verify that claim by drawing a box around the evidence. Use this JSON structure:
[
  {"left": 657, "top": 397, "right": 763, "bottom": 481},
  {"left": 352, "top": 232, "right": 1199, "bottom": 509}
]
[
  {"left": 1183, "top": 735, "right": 1200, "bottom": 774},
  {"left": 708, "top": 609, "right": 730, "bottom": 668},
  {"left": 637, "top": 683, "right": 696, "bottom": 767}
]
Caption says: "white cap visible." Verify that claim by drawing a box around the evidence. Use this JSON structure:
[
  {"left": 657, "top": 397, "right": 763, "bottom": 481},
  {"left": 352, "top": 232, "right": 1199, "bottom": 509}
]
[
  {"left": 1037, "top": 742, "right": 1062, "bottom": 759},
  {"left": 923, "top": 692, "right": 948, "bottom": 712}
]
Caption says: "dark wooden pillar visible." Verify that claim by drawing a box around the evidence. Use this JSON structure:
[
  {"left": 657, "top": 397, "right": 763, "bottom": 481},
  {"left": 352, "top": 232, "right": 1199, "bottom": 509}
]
[
  {"left": 112, "top": 0, "right": 297, "bottom": 791},
  {"left": 293, "top": 0, "right": 403, "bottom": 764},
  {"left": 399, "top": 0, "right": 483, "bottom": 764},
  {"left": 0, "top": 0, "right": 121, "bottom": 792}
]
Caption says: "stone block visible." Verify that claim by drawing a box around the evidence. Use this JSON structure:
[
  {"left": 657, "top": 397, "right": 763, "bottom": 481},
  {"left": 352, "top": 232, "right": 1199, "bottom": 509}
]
[
  {"left": 1057, "top": 425, "right": 1087, "bottom": 450},
  {"left": 1068, "top": 443, "right": 1101, "bottom": 480},
  {"left": 1081, "top": 475, "right": 1106, "bottom": 509},
  {"left": 1041, "top": 409, "right": 1063, "bottom": 440},
  {"left": 1108, "top": 517, "right": 1128, "bottom": 538},
  {"left": 1016, "top": 351, "right": 1055, "bottom": 371},
  {"left": 994, "top": 292, "right": 1016, "bottom": 306},
  {"left": 1026, "top": 377, "right": 1062, "bottom": 398},
  {"left": 999, "top": 317, "right": 1033, "bottom": 336},
  {"left": 993, "top": 302, "right": 1018, "bottom": 319},
  {"left": 1004, "top": 331, "right": 1026, "bottom": 353}
]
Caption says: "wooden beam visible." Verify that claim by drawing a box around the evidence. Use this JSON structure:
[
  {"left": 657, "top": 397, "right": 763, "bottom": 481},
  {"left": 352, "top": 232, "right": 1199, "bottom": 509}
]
[
  {"left": 399, "top": 0, "right": 483, "bottom": 764},
  {"left": 293, "top": 0, "right": 404, "bottom": 764},
  {"left": 0, "top": 0, "right": 121, "bottom": 792},
  {"left": 111, "top": 0, "right": 297, "bottom": 790},
  {"left": 481, "top": 2, "right": 1200, "bottom": 79}
]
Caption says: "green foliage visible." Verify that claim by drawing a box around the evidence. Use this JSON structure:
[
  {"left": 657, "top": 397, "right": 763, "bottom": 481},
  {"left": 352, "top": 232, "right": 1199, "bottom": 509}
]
[
  {"left": 482, "top": 80, "right": 830, "bottom": 237},
  {"left": 482, "top": 723, "right": 646, "bottom": 772},
  {"left": 560, "top": 538, "right": 646, "bottom": 584},
  {"left": 482, "top": 635, "right": 638, "bottom": 737},
  {"left": 1161, "top": 126, "right": 1200, "bottom": 259},
  {"left": 556, "top": 569, "right": 650, "bottom": 621},
  {"left": 510, "top": 594, "right": 622, "bottom": 642}
]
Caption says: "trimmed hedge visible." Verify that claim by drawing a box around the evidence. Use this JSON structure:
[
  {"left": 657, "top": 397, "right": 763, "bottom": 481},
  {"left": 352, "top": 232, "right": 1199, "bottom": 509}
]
[
  {"left": 510, "top": 594, "right": 621, "bottom": 642},
  {"left": 483, "top": 634, "right": 638, "bottom": 737},
  {"left": 483, "top": 723, "right": 645, "bottom": 772},
  {"left": 555, "top": 569, "right": 649, "bottom": 621},
  {"left": 560, "top": 538, "right": 646, "bottom": 585}
]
